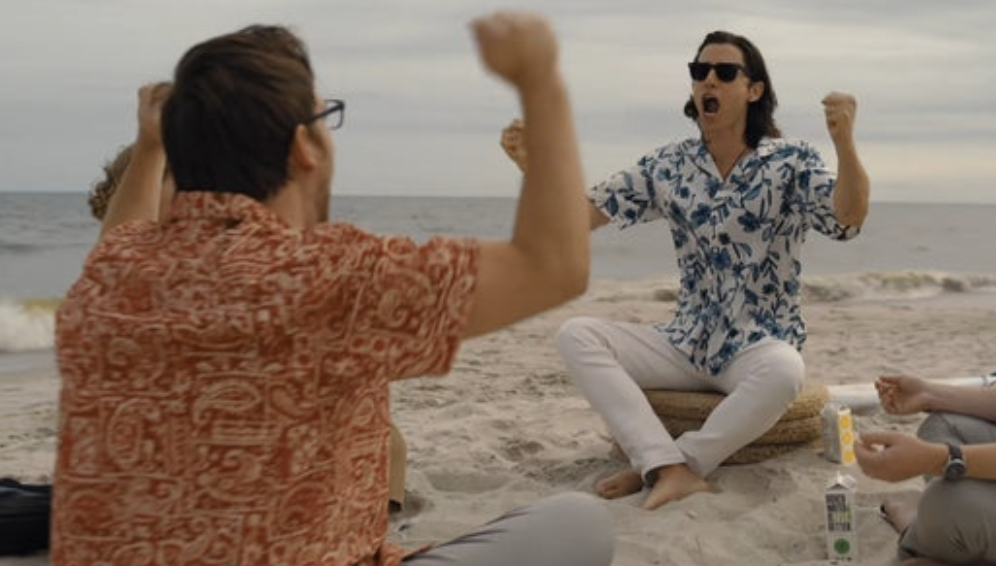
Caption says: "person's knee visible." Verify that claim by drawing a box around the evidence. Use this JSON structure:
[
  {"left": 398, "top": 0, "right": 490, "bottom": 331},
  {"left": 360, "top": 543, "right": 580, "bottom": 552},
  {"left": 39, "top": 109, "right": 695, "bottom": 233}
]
[
  {"left": 917, "top": 412, "right": 991, "bottom": 443},
  {"left": 748, "top": 342, "right": 804, "bottom": 404},
  {"left": 535, "top": 493, "right": 615, "bottom": 564},
  {"left": 917, "top": 413, "right": 954, "bottom": 442},
  {"left": 540, "top": 491, "right": 612, "bottom": 527},
  {"left": 917, "top": 482, "right": 966, "bottom": 526},
  {"left": 915, "top": 481, "right": 994, "bottom": 555},
  {"left": 555, "top": 317, "right": 605, "bottom": 358}
]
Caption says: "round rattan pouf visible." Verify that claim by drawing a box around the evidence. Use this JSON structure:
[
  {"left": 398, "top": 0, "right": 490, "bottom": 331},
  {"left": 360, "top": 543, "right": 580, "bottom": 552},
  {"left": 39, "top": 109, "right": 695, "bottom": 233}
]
[{"left": 612, "top": 379, "right": 829, "bottom": 466}]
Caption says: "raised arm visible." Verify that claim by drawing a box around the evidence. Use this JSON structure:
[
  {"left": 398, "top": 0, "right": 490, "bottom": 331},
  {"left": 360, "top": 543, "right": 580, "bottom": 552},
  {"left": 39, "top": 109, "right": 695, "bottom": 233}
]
[
  {"left": 99, "top": 82, "right": 172, "bottom": 237},
  {"left": 823, "top": 92, "right": 870, "bottom": 228},
  {"left": 856, "top": 431, "right": 996, "bottom": 482},
  {"left": 461, "top": 12, "right": 588, "bottom": 338},
  {"left": 500, "top": 118, "right": 609, "bottom": 231}
]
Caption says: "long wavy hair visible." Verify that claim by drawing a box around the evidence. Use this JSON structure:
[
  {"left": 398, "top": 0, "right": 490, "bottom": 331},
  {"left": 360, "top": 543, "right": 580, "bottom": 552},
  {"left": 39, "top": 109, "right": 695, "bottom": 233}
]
[{"left": 683, "top": 31, "right": 781, "bottom": 148}]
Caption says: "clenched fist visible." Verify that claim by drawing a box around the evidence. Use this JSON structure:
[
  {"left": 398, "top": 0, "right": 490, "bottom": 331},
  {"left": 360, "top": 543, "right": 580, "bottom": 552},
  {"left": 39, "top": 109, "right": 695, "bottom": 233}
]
[
  {"left": 137, "top": 82, "right": 172, "bottom": 148},
  {"left": 500, "top": 118, "right": 528, "bottom": 173},
  {"left": 822, "top": 91, "right": 857, "bottom": 147},
  {"left": 471, "top": 11, "right": 558, "bottom": 91}
]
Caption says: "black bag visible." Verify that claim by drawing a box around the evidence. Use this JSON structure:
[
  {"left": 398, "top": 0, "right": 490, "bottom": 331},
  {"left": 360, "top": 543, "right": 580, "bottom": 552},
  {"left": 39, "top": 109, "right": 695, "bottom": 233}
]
[{"left": 0, "top": 478, "right": 51, "bottom": 556}]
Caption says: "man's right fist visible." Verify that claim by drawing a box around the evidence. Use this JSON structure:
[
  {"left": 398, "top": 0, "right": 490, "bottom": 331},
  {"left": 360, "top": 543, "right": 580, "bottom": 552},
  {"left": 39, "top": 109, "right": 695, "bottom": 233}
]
[{"left": 471, "top": 11, "right": 558, "bottom": 90}]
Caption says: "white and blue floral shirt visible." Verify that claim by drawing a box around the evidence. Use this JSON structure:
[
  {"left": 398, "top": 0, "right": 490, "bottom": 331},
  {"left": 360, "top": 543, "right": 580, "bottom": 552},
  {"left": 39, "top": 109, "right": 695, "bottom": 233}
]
[{"left": 589, "top": 136, "right": 860, "bottom": 375}]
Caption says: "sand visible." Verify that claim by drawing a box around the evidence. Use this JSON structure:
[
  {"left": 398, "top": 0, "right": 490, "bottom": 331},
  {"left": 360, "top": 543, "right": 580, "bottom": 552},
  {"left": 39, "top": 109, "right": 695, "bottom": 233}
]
[{"left": 3, "top": 277, "right": 996, "bottom": 566}]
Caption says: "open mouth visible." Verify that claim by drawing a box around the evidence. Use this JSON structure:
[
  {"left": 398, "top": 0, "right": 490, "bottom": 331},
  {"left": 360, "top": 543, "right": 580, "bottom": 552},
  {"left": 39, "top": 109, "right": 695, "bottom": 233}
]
[{"left": 702, "top": 95, "right": 720, "bottom": 115}]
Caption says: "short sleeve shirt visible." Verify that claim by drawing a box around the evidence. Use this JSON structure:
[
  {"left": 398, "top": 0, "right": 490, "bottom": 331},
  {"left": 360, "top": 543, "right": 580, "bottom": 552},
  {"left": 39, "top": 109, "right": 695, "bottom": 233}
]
[
  {"left": 53, "top": 193, "right": 479, "bottom": 566},
  {"left": 589, "top": 137, "right": 859, "bottom": 375}
]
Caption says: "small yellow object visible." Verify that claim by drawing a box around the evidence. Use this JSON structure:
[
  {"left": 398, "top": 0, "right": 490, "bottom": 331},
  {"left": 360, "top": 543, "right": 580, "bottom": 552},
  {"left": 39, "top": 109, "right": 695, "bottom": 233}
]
[{"left": 821, "top": 403, "right": 855, "bottom": 465}]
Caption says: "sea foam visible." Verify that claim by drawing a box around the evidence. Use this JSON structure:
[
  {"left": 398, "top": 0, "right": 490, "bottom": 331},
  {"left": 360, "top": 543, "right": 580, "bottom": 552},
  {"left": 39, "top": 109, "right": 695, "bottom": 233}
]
[
  {"left": 0, "top": 299, "right": 57, "bottom": 352},
  {"left": 591, "top": 270, "right": 996, "bottom": 305}
]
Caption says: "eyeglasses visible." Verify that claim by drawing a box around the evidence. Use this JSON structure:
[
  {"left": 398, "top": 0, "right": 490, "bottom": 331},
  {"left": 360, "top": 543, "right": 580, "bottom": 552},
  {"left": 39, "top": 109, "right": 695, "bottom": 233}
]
[
  {"left": 305, "top": 98, "right": 346, "bottom": 130},
  {"left": 688, "top": 62, "right": 749, "bottom": 83}
]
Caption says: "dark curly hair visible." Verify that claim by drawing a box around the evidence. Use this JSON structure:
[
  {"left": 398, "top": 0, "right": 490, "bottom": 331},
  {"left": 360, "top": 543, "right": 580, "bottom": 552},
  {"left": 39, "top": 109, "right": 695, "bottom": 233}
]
[{"left": 87, "top": 144, "right": 134, "bottom": 220}]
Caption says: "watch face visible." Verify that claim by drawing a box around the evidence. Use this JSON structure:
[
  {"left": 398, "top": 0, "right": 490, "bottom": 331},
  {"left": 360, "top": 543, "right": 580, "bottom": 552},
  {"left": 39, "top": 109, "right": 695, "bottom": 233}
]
[{"left": 945, "top": 459, "right": 967, "bottom": 480}]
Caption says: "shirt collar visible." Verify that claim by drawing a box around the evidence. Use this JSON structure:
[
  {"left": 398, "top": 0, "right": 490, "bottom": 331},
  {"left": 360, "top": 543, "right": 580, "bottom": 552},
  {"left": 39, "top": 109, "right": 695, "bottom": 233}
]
[
  {"left": 689, "top": 136, "right": 779, "bottom": 175},
  {"left": 691, "top": 136, "right": 778, "bottom": 159},
  {"left": 167, "top": 192, "right": 290, "bottom": 230}
]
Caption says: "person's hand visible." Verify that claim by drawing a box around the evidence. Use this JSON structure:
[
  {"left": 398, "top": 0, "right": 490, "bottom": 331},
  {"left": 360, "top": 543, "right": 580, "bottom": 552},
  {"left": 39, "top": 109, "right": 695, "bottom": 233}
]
[
  {"left": 500, "top": 118, "right": 528, "bottom": 173},
  {"left": 855, "top": 431, "right": 945, "bottom": 482},
  {"left": 876, "top": 375, "right": 931, "bottom": 415},
  {"left": 822, "top": 91, "right": 857, "bottom": 147},
  {"left": 136, "top": 82, "right": 172, "bottom": 150},
  {"left": 471, "top": 11, "right": 558, "bottom": 92}
]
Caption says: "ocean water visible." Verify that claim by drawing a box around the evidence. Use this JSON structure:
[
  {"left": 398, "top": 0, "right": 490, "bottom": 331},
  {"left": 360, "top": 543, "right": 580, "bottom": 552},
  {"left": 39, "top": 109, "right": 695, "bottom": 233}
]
[{"left": 3, "top": 192, "right": 996, "bottom": 357}]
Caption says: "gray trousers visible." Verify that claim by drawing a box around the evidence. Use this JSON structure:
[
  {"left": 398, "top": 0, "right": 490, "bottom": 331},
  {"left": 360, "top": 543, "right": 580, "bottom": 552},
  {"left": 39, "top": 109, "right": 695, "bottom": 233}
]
[
  {"left": 402, "top": 492, "right": 615, "bottom": 566},
  {"left": 899, "top": 413, "right": 996, "bottom": 564}
]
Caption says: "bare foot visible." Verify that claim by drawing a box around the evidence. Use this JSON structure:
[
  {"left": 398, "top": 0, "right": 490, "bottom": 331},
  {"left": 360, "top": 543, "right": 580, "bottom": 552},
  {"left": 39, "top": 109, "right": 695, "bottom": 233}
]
[
  {"left": 594, "top": 469, "right": 644, "bottom": 500},
  {"left": 642, "top": 464, "right": 710, "bottom": 510},
  {"left": 880, "top": 497, "right": 918, "bottom": 534}
]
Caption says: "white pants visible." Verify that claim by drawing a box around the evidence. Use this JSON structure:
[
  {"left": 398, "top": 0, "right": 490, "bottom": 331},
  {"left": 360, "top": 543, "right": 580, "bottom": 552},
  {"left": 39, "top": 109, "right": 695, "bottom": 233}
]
[{"left": 556, "top": 316, "right": 805, "bottom": 479}]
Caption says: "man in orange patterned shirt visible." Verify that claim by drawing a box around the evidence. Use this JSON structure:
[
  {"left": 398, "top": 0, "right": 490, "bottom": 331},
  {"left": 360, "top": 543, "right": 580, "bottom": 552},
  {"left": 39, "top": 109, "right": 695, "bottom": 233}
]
[
  {"left": 54, "top": 11, "right": 614, "bottom": 566},
  {"left": 88, "top": 93, "right": 410, "bottom": 515}
]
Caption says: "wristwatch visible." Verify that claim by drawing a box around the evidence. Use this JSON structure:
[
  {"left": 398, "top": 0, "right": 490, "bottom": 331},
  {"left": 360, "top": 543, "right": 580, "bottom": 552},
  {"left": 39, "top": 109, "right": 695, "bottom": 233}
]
[{"left": 944, "top": 443, "right": 967, "bottom": 481}]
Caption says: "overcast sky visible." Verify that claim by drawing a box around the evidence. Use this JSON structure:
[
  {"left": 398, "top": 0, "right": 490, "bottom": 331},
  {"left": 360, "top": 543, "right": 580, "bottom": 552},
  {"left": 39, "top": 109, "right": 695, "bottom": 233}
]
[{"left": 1, "top": 0, "right": 994, "bottom": 202}]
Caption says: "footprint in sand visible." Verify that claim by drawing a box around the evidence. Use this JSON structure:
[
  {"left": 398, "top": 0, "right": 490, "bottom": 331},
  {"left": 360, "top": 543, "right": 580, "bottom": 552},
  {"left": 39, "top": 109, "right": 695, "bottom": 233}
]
[{"left": 423, "top": 469, "right": 509, "bottom": 493}]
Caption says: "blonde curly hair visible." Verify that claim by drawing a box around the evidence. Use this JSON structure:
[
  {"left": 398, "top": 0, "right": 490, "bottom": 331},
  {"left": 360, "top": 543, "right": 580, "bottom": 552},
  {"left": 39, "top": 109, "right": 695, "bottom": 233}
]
[{"left": 87, "top": 144, "right": 134, "bottom": 221}]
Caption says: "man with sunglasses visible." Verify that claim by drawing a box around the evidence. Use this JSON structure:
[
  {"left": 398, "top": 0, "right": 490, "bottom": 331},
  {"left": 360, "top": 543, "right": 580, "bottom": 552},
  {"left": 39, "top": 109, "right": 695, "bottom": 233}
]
[
  {"left": 53, "top": 11, "right": 615, "bottom": 566},
  {"left": 503, "top": 30, "right": 870, "bottom": 510}
]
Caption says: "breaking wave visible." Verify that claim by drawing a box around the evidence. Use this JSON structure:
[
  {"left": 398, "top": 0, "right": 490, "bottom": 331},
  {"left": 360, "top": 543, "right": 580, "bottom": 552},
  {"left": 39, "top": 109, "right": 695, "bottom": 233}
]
[
  {"left": 642, "top": 270, "right": 996, "bottom": 304},
  {"left": 0, "top": 298, "right": 59, "bottom": 352}
]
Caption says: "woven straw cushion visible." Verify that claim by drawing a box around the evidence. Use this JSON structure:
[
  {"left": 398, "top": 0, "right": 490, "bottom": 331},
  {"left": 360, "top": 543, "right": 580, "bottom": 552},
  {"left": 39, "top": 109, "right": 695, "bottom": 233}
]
[
  {"left": 644, "top": 379, "right": 828, "bottom": 422},
  {"left": 611, "top": 379, "right": 829, "bottom": 465},
  {"left": 660, "top": 414, "right": 822, "bottom": 446}
]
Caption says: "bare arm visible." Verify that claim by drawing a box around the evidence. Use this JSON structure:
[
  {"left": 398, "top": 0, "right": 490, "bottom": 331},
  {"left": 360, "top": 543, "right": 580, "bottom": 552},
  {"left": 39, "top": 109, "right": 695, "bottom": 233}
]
[
  {"left": 856, "top": 431, "right": 996, "bottom": 482},
  {"left": 877, "top": 375, "right": 996, "bottom": 422},
  {"left": 962, "top": 443, "right": 996, "bottom": 480},
  {"left": 823, "top": 92, "right": 870, "bottom": 228},
  {"left": 500, "top": 119, "right": 609, "bottom": 232},
  {"left": 100, "top": 83, "right": 171, "bottom": 237},
  {"left": 921, "top": 382, "right": 996, "bottom": 421},
  {"left": 462, "top": 12, "right": 588, "bottom": 338}
]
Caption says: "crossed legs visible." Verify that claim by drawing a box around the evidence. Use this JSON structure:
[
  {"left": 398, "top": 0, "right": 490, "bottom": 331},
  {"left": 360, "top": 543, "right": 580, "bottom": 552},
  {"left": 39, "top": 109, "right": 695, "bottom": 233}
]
[
  {"left": 556, "top": 316, "right": 804, "bottom": 510},
  {"left": 881, "top": 413, "right": 996, "bottom": 565}
]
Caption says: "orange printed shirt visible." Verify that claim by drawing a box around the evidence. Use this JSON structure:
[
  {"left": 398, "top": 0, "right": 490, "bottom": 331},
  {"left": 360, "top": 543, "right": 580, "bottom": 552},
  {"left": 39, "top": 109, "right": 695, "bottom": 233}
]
[{"left": 53, "top": 193, "right": 479, "bottom": 566}]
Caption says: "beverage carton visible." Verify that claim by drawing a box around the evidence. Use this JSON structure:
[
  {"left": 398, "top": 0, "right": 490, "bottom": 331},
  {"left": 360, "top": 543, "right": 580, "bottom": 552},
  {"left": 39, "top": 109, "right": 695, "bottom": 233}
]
[{"left": 825, "top": 471, "right": 857, "bottom": 562}]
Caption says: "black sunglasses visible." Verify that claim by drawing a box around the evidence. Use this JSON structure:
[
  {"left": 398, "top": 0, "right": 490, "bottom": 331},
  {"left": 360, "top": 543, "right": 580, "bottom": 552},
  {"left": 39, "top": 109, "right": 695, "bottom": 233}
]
[
  {"left": 688, "top": 62, "right": 749, "bottom": 83},
  {"left": 305, "top": 98, "right": 346, "bottom": 130}
]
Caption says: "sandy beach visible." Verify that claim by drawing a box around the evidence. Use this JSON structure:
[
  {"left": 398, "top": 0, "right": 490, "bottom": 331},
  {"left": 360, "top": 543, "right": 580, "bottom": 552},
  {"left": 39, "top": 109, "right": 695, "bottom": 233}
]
[{"left": 3, "top": 276, "right": 996, "bottom": 566}]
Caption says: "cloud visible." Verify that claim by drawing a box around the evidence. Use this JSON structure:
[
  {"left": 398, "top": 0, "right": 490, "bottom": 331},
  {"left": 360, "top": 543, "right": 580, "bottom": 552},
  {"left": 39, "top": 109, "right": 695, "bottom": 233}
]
[{"left": 1, "top": 0, "right": 994, "bottom": 202}]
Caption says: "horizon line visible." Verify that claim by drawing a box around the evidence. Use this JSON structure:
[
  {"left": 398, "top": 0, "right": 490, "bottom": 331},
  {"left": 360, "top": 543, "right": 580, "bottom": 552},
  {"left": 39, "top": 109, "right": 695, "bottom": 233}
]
[{"left": 2, "top": 189, "right": 996, "bottom": 206}]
